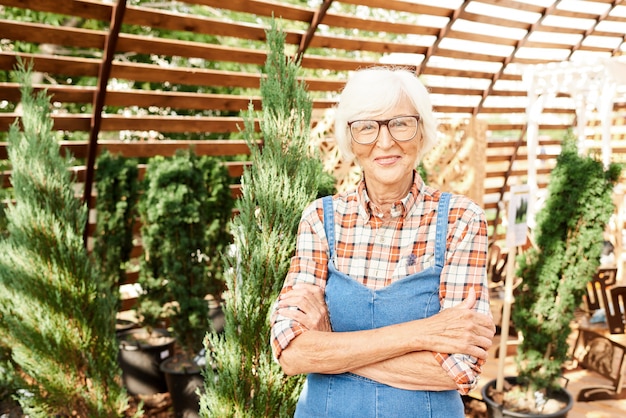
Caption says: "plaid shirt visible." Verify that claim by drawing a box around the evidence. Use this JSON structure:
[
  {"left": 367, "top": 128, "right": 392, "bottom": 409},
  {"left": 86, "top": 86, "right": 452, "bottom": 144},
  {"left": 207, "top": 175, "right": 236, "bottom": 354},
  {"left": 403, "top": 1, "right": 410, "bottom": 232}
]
[{"left": 270, "top": 172, "right": 490, "bottom": 393}]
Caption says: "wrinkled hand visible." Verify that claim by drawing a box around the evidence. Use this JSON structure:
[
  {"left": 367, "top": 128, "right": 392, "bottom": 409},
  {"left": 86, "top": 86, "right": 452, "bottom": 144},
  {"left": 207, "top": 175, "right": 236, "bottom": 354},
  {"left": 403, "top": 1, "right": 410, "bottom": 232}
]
[
  {"left": 277, "top": 284, "right": 332, "bottom": 332},
  {"left": 420, "top": 288, "right": 496, "bottom": 360}
]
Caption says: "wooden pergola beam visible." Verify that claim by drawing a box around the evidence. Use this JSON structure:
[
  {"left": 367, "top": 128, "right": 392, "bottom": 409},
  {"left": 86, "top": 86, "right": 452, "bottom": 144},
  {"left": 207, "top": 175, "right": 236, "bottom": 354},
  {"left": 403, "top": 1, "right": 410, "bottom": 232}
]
[
  {"left": 296, "top": 0, "right": 334, "bottom": 61},
  {"left": 82, "top": 0, "right": 127, "bottom": 243}
]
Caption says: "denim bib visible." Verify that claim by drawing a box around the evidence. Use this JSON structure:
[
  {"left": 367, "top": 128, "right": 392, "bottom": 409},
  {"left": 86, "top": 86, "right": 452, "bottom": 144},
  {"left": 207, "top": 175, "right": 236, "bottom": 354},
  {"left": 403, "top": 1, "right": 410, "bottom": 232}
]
[{"left": 294, "top": 193, "right": 464, "bottom": 418}]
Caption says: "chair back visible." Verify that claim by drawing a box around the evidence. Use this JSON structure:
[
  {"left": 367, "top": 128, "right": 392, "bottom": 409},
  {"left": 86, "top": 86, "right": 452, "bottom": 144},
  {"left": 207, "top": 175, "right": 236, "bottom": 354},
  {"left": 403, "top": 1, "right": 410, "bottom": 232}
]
[
  {"left": 610, "top": 286, "right": 626, "bottom": 334},
  {"left": 585, "top": 268, "right": 617, "bottom": 312}
]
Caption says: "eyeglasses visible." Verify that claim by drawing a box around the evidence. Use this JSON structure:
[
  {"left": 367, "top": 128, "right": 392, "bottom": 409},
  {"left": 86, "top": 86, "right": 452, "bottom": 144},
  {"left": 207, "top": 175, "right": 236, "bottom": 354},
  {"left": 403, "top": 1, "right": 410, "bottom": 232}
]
[{"left": 348, "top": 115, "right": 421, "bottom": 145}]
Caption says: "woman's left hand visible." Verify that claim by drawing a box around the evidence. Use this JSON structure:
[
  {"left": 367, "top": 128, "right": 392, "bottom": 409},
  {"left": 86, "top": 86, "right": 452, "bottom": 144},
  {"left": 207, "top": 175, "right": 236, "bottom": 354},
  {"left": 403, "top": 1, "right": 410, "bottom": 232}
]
[{"left": 278, "top": 284, "right": 332, "bottom": 332}]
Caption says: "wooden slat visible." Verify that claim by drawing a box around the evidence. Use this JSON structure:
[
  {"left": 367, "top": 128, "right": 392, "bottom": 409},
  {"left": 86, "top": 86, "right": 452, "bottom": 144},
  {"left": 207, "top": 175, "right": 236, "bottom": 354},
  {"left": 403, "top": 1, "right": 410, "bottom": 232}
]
[
  {"left": 185, "top": 0, "right": 314, "bottom": 22},
  {"left": 110, "top": 61, "right": 262, "bottom": 89},
  {"left": 478, "top": 0, "right": 545, "bottom": 13},
  {"left": 0, "top": 19, "right": 105, "bottom": 49},
  {"left": 320, "top": 14, "right": 441, "bottom": 37},
  {"left": 488, "top": 153, "right": 558, "bottom": 163},
  {"left": 308, "top": 35, "right": 429, "bottom": 55},
  {"left": 116, "top": 34, "right": 268, "bottom": 66},
  {"left": 0, "top": 83, "right": 327, "bottom": 111},
  {"left": 0, "top": 0, "right": 112, "bottom": 21},
  {"left": 98, "top": 140, "right": 258, "bottom": 158},
  {"left": 120, "top": 297, "right": 138, "bottom": 312},
  {"left": 446, "top": 29, "right": 520, "bottom": 47},
  {"left": 0, "top": 83, "right": 95, "bottom": 103},
  {"left": 104, "top": 90, "right": 261, "bottom": 111},
  {"left": 0, "top": 52, "right": 101, "bottom": 76},
  {"left": 0, "top": 51, "right": 259, "bottom": 89},
  {"left": 2, "top": 160, "right": 249, "bottom": 182},
  {"left": 0, "top": 113, "right": 259, "bottom": 133},
  {"left": 300, "top": 55, "right": 381, "bottom": 72},
  {"left": 459, "top": 10, "right": 532, "bottom": 30},
  {"left": 429, "top": 86, "right": 485, "bottom": 96},
  {"left": 124, "top": 6, "right": 269, "bottom": 41},
  {"left": 0, "top": 81, "right": 336, "bottom": 111},
  {"left": 436, "top": 48, "right": 508, "bottom": 63},
  {"left": 0, "top": 140, "right": 258, "bottom": 160}
]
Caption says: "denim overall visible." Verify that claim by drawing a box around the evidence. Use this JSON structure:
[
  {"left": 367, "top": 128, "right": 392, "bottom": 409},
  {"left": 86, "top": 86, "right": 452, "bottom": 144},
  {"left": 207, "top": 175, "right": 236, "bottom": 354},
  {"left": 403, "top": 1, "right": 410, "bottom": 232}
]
[{"left": 294, "top": 193, "right": 463, "bottom": 418}]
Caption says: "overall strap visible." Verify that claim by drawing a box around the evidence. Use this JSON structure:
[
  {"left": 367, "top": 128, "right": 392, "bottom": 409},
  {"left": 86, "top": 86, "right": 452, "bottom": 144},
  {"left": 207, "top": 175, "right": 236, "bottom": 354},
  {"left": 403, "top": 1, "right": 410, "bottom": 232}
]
[
  {"left": 434, "top": 192, "right": 451, "bottom": 268},
  {"left": 322, "top": 196, "right": 335, "bottom": 259}
]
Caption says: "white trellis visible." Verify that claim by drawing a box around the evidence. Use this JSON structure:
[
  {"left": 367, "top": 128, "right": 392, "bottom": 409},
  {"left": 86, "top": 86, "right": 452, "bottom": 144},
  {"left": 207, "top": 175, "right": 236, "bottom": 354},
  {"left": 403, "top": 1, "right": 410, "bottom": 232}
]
[{"left": 522, "top": 58, "right": 626, "bottom": 228}]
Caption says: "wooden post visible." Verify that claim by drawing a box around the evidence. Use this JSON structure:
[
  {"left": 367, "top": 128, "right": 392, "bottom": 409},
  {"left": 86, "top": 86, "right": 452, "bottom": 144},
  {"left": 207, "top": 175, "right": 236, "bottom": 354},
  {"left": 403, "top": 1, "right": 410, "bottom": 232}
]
[{"left": 496, "top": 245, "right": 517, "bottom": 392}]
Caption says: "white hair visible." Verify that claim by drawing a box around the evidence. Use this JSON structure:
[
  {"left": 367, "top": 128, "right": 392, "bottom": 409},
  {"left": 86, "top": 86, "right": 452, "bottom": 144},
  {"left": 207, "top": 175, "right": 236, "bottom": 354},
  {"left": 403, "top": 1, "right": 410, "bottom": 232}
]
[{"left": 334, "top": 67, "right": 438, "bottom": 163}]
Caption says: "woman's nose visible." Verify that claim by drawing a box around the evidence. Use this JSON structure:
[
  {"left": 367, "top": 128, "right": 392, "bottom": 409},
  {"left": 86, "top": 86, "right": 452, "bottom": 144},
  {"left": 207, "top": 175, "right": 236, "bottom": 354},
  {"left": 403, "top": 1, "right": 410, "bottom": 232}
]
[{"left": 376, "top": 125, "right": 394, "bottom": 147}]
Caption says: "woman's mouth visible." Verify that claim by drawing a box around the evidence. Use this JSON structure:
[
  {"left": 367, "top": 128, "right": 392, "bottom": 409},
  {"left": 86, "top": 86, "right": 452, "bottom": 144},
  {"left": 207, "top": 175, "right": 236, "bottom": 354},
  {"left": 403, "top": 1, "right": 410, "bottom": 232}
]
[{"left": 375, "top": 156, "right": 400, "bottom": 165}]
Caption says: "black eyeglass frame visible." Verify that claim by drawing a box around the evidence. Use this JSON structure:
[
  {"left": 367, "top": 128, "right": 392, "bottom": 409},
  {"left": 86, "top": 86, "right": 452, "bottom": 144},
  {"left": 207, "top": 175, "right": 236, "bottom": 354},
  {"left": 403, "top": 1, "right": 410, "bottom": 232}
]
[{"left": 347, "top": 115, "right": 421, "bottom": 145}]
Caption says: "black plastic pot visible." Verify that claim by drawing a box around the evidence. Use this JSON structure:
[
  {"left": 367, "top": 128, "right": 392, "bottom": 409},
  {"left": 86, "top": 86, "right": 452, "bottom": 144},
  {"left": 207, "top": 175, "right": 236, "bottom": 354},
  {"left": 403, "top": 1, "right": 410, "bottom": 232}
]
[
  {"left": 160, "top": 352, "right": 205, "bottom": 418},
  {"left": 115, "top": 318, "right": 139, "bottom": 335},
  {"left": 117, "top": 328, "right": 176, "bottom": 395},
  {"left": 481, "top": 377, "right": 574, "bottom": 418}
]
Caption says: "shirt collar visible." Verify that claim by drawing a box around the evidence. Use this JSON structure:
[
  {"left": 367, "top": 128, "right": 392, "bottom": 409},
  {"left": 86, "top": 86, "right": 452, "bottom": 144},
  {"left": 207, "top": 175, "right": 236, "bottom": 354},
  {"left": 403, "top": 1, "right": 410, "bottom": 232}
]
[{"left": 357, "top": 170, "right": 423, "bottom": 221}]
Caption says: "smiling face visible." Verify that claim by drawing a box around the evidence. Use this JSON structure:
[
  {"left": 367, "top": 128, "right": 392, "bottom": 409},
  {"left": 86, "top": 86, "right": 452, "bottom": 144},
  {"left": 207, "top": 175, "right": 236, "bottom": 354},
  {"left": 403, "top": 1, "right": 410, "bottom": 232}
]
[{"left": 352, "top": 95, "right": 422, "bottom": 203}]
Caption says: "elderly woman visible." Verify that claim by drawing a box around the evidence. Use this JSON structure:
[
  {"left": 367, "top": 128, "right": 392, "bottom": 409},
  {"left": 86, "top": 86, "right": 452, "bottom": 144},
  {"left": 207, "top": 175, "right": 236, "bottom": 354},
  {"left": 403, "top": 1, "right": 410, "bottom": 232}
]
[{"left": 270, "top": 67, "right": 495, "bottom": 417}]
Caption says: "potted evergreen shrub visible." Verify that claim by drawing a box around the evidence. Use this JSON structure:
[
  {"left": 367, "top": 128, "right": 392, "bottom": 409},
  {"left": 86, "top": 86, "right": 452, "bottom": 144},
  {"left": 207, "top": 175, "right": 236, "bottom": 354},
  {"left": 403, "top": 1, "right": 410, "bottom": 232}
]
[
  {"left": 93, "top": 150, "right": 140, "bottom": 333},
  {"left": 132, "top": 149, "right": 233, "bottom": 415},
  {"left": 199, "top": 21, "right": 336, "bottom": 417},
  {"left": 0, "top": 61, "right": 129, "bottom": 417},
  {"left": 482, "top": 134, "right": 622, "bottom": 417}
]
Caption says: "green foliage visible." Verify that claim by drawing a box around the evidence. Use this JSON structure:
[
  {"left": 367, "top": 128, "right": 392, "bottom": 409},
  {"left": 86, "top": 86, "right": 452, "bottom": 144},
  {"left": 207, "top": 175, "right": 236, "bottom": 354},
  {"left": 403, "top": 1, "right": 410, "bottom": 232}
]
[
  {"left": 93, "top": 151, "right": 140, "bottom": 293},
  {"left": 512, "top": 133, "right": 622, "bottom": 393},
  {"left": 137, "top": 149, "right": 234, "bottom": 356},
  {"left": 0, "top": 61, "right": 128, "bottom": 417},
  {"left": 200, "top": 20, "right": 335, "bottom": 418}
]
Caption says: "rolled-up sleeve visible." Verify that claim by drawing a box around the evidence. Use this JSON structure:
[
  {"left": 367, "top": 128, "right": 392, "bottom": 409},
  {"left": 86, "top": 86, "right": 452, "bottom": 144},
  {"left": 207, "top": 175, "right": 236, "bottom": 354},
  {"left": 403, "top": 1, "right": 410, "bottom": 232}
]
[
  {"left": 434, "top": 352, "right": 483, "bottom": 394},
  {"left": 434, "top": 197, "right": 491, "bottom": 394},
  {"left": 270, "top": 202, "right": 328, "bottom": 360}
]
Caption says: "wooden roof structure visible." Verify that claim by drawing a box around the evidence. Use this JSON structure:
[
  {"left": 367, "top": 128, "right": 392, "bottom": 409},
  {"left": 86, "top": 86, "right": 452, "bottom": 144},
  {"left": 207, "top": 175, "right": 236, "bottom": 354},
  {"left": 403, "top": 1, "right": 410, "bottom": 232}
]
[{"left": 1, "top": 0, "right": 626, "bottom": 236}]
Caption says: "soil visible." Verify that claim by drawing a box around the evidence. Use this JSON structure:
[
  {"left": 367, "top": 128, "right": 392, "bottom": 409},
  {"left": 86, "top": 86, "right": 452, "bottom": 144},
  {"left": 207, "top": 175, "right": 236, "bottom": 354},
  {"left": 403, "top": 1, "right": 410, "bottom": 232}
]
[
  {"left": 484, "top": 382, "right": 569, "bottom": 415},
  {"left": 463, "top": 395, "right": 489, "bottom": 418}
]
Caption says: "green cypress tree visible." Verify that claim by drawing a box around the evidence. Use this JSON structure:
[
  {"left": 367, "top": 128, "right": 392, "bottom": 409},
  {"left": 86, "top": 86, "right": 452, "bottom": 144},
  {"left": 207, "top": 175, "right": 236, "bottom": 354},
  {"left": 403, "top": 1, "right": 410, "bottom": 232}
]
[
  {"left": 512, "top": 133, "right": 622, "bottom": 395},
  {"left": 93, "top": 151, "right": 140, "bottom": 295},
  {"left": 0, "top": 61, "right": 129, "bottom": 417},
  {"left": 200, "top": 21, "right": 335, "bottom": 417},
  {"left": 136, "top": 149, "right": 234, "bottom": 356}
]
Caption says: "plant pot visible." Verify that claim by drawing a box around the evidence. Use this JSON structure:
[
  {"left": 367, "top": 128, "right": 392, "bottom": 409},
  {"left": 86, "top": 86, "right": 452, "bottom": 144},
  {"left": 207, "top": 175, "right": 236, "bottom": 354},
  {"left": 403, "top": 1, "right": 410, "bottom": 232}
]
[
  {"left": 481, "top": 377, "right": 574, "bottom": 418},
  {"left": 116, "top": 318, "right": 139, "bottom": 335},
  {"left": 160, "top": 352, "right": 205, "bottom": 418},
  {"left": 117, "top": 328, "right": 176, "bottom": 395}
]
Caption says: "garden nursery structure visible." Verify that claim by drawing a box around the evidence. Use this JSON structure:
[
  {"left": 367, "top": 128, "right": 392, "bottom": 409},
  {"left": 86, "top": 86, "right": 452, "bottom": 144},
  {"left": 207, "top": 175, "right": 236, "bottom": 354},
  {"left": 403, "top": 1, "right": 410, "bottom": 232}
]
[{"left": 1, "top": 0, "right": 626, "bottom": 417}]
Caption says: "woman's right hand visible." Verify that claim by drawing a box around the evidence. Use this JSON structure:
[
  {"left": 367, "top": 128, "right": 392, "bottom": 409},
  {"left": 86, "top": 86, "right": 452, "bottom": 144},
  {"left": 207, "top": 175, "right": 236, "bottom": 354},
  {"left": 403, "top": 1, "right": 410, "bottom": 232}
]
[
  {"left": 417, "top": 288, "right": 495, "bottom": 360},
  {"left": 277, "top": 283, "right": 332, "bottom": 332}
]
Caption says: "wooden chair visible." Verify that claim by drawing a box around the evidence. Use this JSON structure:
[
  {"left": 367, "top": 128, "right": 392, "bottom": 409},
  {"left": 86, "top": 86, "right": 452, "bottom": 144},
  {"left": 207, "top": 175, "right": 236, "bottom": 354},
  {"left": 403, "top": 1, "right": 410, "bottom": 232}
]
[
  {"left": 574, "top": 267, "right": 626, "bottom": 401},
  {"left": 583, "top": 267, "right": 621, "bottom": 333},
  {"left": 610, "top": 285, "right": 626, "bottom": 334},
  {"left": 572, "top": 328, "right": 626, "bottom": 401}
]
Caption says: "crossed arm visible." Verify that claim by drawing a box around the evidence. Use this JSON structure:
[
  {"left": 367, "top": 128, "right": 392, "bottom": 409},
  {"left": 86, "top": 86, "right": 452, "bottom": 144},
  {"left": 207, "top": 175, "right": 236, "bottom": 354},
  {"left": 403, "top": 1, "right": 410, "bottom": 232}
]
[{"left": 275, "top": 284, "right": 495, "bottom": 391}]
